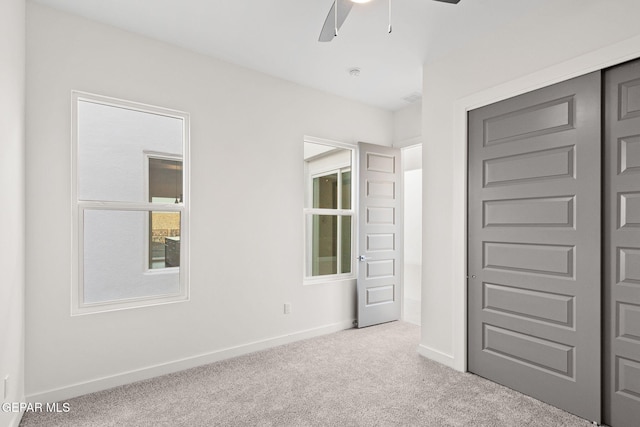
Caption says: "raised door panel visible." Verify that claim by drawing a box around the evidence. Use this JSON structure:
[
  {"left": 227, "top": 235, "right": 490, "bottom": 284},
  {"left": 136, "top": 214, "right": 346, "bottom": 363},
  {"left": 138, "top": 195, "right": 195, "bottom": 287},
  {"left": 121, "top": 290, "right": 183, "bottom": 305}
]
[
  {"left": 482, "top": 283, "right": 575, "bottom": 327},
  {"left": 620, "top": 135, "right": 640, "bottom": 174},
  {"left": 483, "top": 196, "right": 575, "bottom": 228},
  {"left": 483, "top": 96, "right": 574, "bottom": 146}
]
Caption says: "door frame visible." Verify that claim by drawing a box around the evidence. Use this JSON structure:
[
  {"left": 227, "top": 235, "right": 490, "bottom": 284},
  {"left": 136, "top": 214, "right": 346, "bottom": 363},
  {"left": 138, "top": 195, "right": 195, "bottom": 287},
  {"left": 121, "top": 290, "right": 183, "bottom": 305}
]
[{"left": 448, "top": 36, "right": 640, "bottom": 372}]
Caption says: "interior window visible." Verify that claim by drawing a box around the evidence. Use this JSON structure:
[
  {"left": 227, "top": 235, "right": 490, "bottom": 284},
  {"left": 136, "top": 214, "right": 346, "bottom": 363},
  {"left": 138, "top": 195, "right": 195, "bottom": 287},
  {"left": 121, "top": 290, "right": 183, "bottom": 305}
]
[{"left": 304, "top": 140, "right": 354, "bottom": 280}]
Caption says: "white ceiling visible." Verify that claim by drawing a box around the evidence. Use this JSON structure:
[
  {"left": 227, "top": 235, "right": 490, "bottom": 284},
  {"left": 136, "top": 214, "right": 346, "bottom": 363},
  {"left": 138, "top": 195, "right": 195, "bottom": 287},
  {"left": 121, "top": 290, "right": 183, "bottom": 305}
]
[{"left": 31, "top": 0, "right": 557, "bottom": 111}]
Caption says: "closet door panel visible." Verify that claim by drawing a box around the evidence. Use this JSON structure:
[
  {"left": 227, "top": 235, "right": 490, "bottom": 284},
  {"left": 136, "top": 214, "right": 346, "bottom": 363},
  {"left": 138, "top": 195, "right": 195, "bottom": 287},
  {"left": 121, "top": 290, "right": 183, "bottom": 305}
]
[
  {"left": 468, "top": 71, "right": 601, "bottom": 423},
  {"left": 604, "top": 58, "right": 640, "bottom": 427}
]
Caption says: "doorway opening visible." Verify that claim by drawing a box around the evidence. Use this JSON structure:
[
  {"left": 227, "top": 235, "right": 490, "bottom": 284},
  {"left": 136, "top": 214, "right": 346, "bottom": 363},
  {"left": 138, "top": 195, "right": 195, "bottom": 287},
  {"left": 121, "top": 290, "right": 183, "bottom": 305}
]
[{"left": 402, "top": 144, "right": 422, "bottom": 325}]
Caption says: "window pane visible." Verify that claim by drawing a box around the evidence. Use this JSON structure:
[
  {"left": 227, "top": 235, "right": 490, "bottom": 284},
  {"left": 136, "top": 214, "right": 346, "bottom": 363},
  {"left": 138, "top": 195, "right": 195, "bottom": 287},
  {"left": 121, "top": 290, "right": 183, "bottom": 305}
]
[
  {"left": 341, "top": 170, "right": 351, "bottom": 210},
  {"left": 77, "top": 100, "right": 183, "bottom": 202},
  {"left": 83, "top": 209, "right": 180, "bottom": 304},
  {"left": 149, "top": 212, "right": 181, "bottom": 269},
  {"left": 149, "top": 158, "right": 183, "bottom": 203},
  {"left": 341, "top": 216, "right": 352, "bottom": 274},
  {"left": 313, "top": 173, "right": 338, "bottom": 209},
  {"left": 304, "top": 141, "right": 351, "bottom": 209},
  {"left": 311, "top": 215, "right": 337, "bottom": 276}
]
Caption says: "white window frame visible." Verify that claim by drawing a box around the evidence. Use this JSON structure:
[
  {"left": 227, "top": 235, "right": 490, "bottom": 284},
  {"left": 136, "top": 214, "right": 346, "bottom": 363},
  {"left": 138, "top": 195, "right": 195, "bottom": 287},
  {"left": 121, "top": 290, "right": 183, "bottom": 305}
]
[
  {"left": 303, "top": 136, "right": 357, "bottom": 284},
  {"left": 71, "top": 91, "right": 190, "bottom": 315}
]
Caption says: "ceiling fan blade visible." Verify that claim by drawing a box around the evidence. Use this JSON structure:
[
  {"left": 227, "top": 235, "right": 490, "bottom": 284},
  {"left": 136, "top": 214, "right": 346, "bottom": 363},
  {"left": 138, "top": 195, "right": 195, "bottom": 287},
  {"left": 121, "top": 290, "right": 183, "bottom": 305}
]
[
  {"left": 433, "top": 0, "right": 461, "bottom": 3},
  {"left": 318, "top": 0, "right": 354, "bottom": 42}
]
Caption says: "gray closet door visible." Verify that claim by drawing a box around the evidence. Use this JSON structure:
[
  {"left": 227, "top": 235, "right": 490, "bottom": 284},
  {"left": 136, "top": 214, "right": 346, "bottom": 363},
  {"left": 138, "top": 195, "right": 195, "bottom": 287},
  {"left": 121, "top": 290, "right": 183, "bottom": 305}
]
[
  {"left": 468, "top": 72, "right": 601, "bottom": 422},
  {"left": 604, "top": 59, "right": 640, "bottom": 427}
]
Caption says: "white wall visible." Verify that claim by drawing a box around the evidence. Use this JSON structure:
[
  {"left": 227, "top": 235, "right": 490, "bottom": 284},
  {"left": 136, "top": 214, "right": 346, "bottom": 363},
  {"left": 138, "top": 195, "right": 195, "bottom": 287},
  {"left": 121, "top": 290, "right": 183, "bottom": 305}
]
[
  {"left": 0, "top": 0, "right": 25, "bottom": 426},
  {"left": 392, "top": 104, "right": 423, "bottom": 325},
  {"left": 25, "top": 3, "right": 393, "bottom": 401},
  {"left": 420, "top": 0, "right": 640, "bottom": 370},
  {"left": 402, "top": 145, "right": 421, "bottom": 326},
  {"left": 393, "top": 102, "right": 421, "bottom": 146}
]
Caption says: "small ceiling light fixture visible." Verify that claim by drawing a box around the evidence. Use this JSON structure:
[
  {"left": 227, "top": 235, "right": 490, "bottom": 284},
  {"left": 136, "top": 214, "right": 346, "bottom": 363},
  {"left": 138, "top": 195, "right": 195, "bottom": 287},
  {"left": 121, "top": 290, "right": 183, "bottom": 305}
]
[
  {"left": 349, "top": 68, "right": 361, "bottom": 77},
  {"left": 350, "top": 0, "right": 372, "bottom": 3}
]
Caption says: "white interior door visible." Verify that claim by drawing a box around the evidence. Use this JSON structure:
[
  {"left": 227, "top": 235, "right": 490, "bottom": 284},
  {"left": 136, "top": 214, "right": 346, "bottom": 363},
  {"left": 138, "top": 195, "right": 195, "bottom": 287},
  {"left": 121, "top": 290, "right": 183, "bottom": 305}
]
[{"left": 357, "top": 142, "right": 402, "bottom": 328}]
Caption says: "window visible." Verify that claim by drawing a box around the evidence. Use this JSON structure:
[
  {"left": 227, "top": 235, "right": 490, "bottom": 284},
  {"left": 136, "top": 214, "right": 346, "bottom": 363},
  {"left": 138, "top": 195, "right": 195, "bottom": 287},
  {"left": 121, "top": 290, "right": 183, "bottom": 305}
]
[
  {"left": 147, "top": 155, "right": 182, "bottom": 270},
  {"left": 72, "top": 92, "right": 189, "bottom": 314},
  {"left": 304, "top": 138, "right": 355, "bottom": 281}
]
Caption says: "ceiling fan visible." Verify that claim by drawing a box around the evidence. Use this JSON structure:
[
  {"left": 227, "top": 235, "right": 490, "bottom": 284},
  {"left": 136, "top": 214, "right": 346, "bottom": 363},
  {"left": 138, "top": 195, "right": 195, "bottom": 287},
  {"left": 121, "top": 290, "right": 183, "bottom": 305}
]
[{"left": 319, "top": 0, "right": 461, "bottom": 42}]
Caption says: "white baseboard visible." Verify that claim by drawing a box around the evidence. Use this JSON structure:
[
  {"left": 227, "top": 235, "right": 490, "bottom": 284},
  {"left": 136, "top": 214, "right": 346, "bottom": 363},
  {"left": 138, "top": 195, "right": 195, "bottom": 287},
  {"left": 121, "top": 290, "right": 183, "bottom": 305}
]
[
  {"left": 27, "top": 320, "right": 355, "bottom": 404},
  {"left": 402, "top": 297, "right": 421, "bottom": 326},
  {"left": 417, "top": 344, "right": 458, "bottom": 370},
  {"left": 403, "top": 317, "right": 421, "bottom": 326},
  {"left": 8, "top": 409, "right": 24, "bottom": 427}
]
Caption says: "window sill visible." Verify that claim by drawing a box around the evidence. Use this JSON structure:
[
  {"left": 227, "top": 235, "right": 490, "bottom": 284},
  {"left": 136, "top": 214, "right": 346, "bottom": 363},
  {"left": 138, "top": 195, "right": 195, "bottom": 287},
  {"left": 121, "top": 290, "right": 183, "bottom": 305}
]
[
  {"left": 143, "top": 266, "right": 180, "bottom": 276},
  {"left": 303, "top": 274, "right": 356, "bottom": 286},
  {"left": 72, "top": 292, "right": 188, "bottom": 316}
]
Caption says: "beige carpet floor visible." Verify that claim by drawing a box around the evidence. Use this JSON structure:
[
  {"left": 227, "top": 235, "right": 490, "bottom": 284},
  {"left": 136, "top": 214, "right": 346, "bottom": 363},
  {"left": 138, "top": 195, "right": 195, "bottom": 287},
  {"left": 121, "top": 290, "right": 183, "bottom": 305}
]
[{"left": 20, "top": 321, "right": 593, "bottom": 426}]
